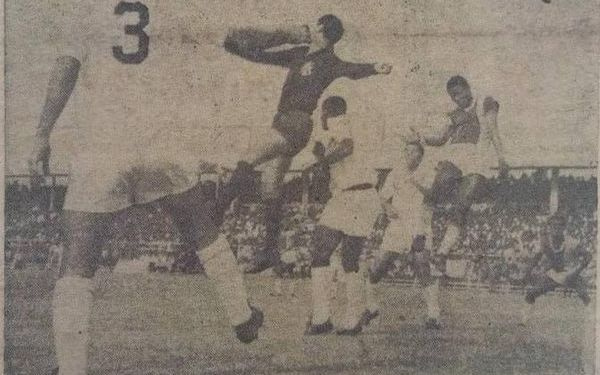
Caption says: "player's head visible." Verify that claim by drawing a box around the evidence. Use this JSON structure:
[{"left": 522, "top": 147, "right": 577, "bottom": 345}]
[
  {"left": 311, "top": 15, "right": 344, "bottom": 48},
  {"left": 322, "top": 96, "right": 347, "bottom": 118},
  {"left": 321, "top": 96, "right": 347, "bottom": 130},
  {"left": 446, "top": 75, "right": 473, "bottom": 109},
  {"left": 403, "top": 140, "right": 424, "bottom": 171}
]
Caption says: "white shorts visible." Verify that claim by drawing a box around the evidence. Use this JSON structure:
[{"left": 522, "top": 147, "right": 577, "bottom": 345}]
[
  {"left": 416, "top": 143, "right": 497, "bottom": 187},
  {"left": 380, "top": 192, "right": 428, "bottom": 254},
  {"left": 63, "top": 149, "right": 201, "bottom": 213},
  {"left": 318, "top": 188, "right": 382, "bottom": 237}
]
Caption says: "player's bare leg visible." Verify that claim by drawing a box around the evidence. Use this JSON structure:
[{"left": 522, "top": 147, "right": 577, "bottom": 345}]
[
  {"left": 53, "top": 211, "right": 113, "bottom": 375},
  {"left": 359, "top": 258, "right": 380, "bottom": 326},
  {"left": 158, "top": 185, "right": 262, "bottom": 343}
]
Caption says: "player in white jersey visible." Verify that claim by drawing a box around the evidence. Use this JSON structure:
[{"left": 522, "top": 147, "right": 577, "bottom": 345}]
[
  {"left": 369, "top": 136, "right": 445, "bottom": 328},
  {"left": 304, "top": 96, "right": 383, "bottom": 335},
  {"left": 28, "top": 2, "right": 262, "bottom": 374}
]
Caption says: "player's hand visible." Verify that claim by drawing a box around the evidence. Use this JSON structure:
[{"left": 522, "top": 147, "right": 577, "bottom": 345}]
[
  {"left": 483, "top": 96, "right": 500, "bottom": 115},
  {"left": 374, "top": 63, "right": 392, "bottom": 75},
  {"left": 28, "top": 135, "right": 51, "bottom": 176}
]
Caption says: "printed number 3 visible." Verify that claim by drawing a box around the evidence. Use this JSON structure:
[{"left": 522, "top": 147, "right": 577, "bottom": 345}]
[{"left": 112, "top": 1, "right": 149, "bottom": 64}]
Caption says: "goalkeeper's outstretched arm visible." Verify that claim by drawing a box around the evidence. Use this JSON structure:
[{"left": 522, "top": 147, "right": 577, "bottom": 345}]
[{"left": 224, "top": 26, "right": 309, "bottom": 67}]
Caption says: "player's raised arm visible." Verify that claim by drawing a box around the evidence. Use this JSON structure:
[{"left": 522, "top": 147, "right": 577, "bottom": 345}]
[
  {"left": 224, "top": 26, "right": 309, "bottom": 66},
  {"left": 29, "top": 56, "right": 80, "bottom": 175},
  {"left": 482, "top": 96, "right": 508, "bottom": 169}
]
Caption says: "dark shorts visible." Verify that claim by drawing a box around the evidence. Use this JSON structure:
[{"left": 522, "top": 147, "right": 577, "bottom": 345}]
[
  {"left": 273, "top": 110, "right": 314, "bottom": 156},
  {"left": 63, "top": 182, "right": 220, "bottom": 277},
  {"left": 428, "top": 163, "right": 491, "bottom": 224}
]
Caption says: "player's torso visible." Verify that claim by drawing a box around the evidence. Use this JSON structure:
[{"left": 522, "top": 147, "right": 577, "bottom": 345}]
[
  {"left": 279, "top": 50, "right": 336, "bottom": 114},
  {"left": 69, "top": 0, "right": 225, "bottom": 152},
  {"left": 448, "top": 105, "right": 481, "bottom": 144},
  {"left": 327, "top": 122, "right": 377, "bottom": 191}
]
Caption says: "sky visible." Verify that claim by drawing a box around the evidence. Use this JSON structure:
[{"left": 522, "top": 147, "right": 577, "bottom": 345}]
[{"left": 5, "top": 0, "right": 599, "bottom": 174}]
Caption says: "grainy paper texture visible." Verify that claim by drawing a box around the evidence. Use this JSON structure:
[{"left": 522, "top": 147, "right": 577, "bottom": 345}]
[{"left": 3, "top": 1, "right": 599, "bottom": 374}]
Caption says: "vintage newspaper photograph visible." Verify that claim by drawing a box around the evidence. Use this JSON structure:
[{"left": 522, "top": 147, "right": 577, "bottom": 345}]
[{"left": 3, "top": 0, "right": 599, "bottom": 374}]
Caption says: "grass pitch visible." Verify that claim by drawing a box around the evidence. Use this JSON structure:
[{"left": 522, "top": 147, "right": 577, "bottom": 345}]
[{"left": 4, "top": 268, "right": 595, "bottom": 374}]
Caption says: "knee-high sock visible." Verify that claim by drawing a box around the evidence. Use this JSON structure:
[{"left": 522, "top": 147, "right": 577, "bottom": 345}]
[
  {"left": 582, "top": 304, "right": 596, "bottom": 375},
  {"left": 199, "top": 235, "right": 251, "bottom": 326},
  {"left": 424, "top": 279, "right": 440, "bottom": 320},
  {"left": 342, "top": 271, "right": 365, "bottom": 328},
  {"left": 53, "top": 276, "right": 93, "bottom": 375},
  {"left": 311, "top": 266, "right": 333, "bottom": 325},
  {"left": 364, "top": 277, "right": 379, "bottom": 313},
  {"left": 438, "top": 224, "right": 460, "bottom": 256},
  {"left": 326, "top": 263, "right": 338, "bottom": 303},
  {"left": 360, "top": 260, "right": 379, "bottom": 312},
  {"left": 263, "top": 198, "right": 283, "bottom": 253}
]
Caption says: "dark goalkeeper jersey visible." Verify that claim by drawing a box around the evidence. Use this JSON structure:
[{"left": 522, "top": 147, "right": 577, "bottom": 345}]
[{"left": 224, "top": 28, "right": 377, "bottom": 114}]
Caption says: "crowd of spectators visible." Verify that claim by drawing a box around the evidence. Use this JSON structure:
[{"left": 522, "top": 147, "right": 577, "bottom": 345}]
[{"left": 4, "top": 171, "right": 597, "bottom": 286}]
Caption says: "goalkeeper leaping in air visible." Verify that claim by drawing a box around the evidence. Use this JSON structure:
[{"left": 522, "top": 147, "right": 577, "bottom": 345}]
[{"left": 223, "top": 14, "right": 392, "bottom": 273}]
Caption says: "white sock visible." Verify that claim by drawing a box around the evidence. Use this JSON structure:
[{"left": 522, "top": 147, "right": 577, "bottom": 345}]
[
  {"left": 365, "top": 278, "right": 379, "bottom": 313},
  {"left": 438, "top": 224, "right": 460, "bottom": 256},
  {"left": 582, "top": 304, "right": 596, "bottom": 375},
  {"left": 328, "top": 264, "right": 338, "bottom": 303},
  {"left": 342, "top": 271, "right": 365, "bottom": 328},
  {"left": 53, "top": 276, "right": 93, "bottom": 375},
  {"left": 424, "top": 280, "right": 440, "bottom": 320},
  {"left": 199, "top": 235, "right": 251, "bottom": 326},
  {"left": 310, "top": 266, "right": 333, "bottom": 325},
  {"left": 360, "top": 260, "right": 379, "bottom": 312}
]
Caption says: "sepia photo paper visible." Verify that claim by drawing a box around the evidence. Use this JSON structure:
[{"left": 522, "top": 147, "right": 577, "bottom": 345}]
[{"left": 3, "top": 1, "right": 599, "bottom": 374}]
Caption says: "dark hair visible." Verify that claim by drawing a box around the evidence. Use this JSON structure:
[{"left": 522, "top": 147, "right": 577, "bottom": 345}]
[
  {"left": 318, "top": 14, "right": 344, "bottom": 44},
  {"left": 321, "top": 96, "right": 346, "bottom": 130},
  {"left": 446, "top": 75, "right": 469, "bottom": 92},
  {"left": 322, "top": 96, "right": 347, "bottom": 118}
]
